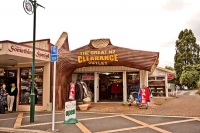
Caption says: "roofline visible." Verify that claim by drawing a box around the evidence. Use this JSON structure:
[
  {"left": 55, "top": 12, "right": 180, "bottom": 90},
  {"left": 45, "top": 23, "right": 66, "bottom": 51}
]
[
  {"left": 0, "top": 39, "right": 52, "bottom": 45},
  {"left": 156, "top": 66, "right": 175, "bottom": 74}
]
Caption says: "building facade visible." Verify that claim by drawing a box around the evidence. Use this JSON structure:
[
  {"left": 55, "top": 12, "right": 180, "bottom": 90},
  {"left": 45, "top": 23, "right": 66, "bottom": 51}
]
[
  {"left": 0, "top": 40, "right": 52, "bottom": 111},
  {"left": 1, "top": 32, "right": 174, "bottom": 111}
]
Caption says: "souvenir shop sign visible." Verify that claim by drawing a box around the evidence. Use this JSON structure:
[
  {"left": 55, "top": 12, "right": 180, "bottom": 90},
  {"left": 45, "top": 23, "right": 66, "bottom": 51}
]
[
  {"left": 77, "top": 50, "right": 118, "bottom": 65},
  {"left": 7, "top": 44, "right": 50, "bottom": 61}
]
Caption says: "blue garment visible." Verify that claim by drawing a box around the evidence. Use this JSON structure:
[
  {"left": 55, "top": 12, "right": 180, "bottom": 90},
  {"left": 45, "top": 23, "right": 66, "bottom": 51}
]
[
  {"left": 137, "top": 88, "right": 141, "bottom": 102},
  {"left": 147, "top": 87, "right": 151, "bottom": 102}
]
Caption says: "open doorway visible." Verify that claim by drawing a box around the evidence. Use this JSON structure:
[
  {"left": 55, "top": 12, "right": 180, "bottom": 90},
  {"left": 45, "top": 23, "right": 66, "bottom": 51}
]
[{"left": 99, "top": 72, "right": 123, "bottom": 102}]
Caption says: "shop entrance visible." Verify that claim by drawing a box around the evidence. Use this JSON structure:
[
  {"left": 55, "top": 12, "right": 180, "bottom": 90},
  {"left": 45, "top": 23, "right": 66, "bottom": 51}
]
[
  {"left": 99, "top": 72, "right": 123, "bottom": 102},
  {"left": 0, "top": 70, "right": 17, "bottom": 111}
]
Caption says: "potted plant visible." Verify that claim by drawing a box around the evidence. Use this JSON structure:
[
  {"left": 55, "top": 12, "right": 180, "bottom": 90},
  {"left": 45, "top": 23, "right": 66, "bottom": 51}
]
[{"left": 83, "top": 97, "right": 92, "bottom": 108}]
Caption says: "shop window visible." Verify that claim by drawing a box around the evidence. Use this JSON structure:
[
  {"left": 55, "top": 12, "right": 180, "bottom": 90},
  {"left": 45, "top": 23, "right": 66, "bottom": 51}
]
[
  {"left": 8, "top": 70, "right": 17, "bottom": 78},
  {"left": 20, "top": 67, "right": 43, "bottom": 105},
  {"left": 0, "top": 70, "right": 7, "bottom": 85},
  {"left": 127, "top": 72, "right": 140, "bottom": 99}
]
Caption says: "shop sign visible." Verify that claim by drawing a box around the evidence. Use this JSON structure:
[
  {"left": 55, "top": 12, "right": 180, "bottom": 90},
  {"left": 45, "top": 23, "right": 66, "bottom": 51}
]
[
  {"left": 65, "top": 101, "right": 76, "bottom": 121},
  {"left": 77, "top": 50, "right": 118, "bottom": 65},
  {"left": 82, "top": 76, "right": 94, "bottom": 80},
  {"left": 8, "top": 44, "right": 50, "bottom": 60},
  {"left": 168, "top": 74, "right": 174, "bottom": 80}
]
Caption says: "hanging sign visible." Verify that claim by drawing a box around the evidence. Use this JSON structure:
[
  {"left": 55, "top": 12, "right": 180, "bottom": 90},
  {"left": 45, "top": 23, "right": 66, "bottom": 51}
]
[{"left": 69, "top": 83, "right": 76, "bottom": 100}]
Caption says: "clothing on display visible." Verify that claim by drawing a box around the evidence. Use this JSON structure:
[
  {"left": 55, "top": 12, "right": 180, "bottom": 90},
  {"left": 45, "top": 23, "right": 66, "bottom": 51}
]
[
  {"left": 72, "top": 80, "right": 93, "bottom": 101},
  {"left": 137, "top": 87, "right": 150, "bottom": 102},
  {"left": 111, "top": 82, "right": 122, "bottom": 94},
  {"left": 0, "top": 89, "right": 7, "bottom": 114}
]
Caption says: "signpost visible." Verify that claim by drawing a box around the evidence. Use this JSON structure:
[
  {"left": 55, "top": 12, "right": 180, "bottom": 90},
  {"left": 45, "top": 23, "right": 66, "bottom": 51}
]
[
  {"left": 63, "top": 101, "right": 78, "bottom": 124},
  {"left": 51, "top": 46, "right": 58, "bottom": 131}
]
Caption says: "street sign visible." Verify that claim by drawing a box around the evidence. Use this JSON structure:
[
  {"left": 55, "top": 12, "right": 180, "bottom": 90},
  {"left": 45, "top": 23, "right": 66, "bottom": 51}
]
[
  {"left": 51, "top": 45, "right": 58, "bottom": 131},
  {"left": 51, "top": 46, "right": 58, "bottom": 62}
]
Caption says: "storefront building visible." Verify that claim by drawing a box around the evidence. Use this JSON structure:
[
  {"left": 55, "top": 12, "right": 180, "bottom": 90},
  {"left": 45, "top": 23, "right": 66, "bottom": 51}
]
[
  {"left": 1, "top": 32, "right": 167, "bottom": 111},
  {"left": 148, "top": 67, "right": 175, "bottom": 98},
  {"left": 0, "top": 39, "right": 52, "bottom": 111},
  {"left": 54, "top": 32, "right": 159, "bottom": 110}
]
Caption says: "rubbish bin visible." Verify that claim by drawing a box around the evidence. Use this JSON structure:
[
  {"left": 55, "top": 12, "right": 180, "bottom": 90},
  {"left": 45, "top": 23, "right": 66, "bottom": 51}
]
[{"left": 47, "top": 103, "right": 52, "bottom": 111}]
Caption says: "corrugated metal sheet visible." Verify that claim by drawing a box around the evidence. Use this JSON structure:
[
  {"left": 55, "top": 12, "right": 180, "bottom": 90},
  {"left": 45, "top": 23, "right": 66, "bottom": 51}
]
[{"left": 74, "top": 66, "right": 139, "bottom": 73}]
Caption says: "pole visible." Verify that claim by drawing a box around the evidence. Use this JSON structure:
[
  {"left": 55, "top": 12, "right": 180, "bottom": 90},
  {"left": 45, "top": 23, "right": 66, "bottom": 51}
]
[
  {"left": 52, "top": 61, "right": 56, "bottom": 131},
  {"left": 30, "top": 0, "right": 36, "bottom": 122}
]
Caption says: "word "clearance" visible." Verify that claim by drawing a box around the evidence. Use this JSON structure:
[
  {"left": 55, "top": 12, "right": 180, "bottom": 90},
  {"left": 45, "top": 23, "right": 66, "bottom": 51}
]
[{"left": 78, "top": 54, "right": 118, "bottom": 63}]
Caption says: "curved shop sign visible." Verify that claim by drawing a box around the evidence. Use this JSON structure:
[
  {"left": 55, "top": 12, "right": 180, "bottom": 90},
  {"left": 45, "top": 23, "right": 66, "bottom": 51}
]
[{"left": 77, "top": 50, "right": 118, "bottom": 65}]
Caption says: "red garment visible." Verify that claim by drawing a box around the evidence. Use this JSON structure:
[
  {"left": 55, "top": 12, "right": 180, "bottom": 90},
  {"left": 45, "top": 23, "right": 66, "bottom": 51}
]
[
  {"left": 111, "top": 83, "right": 121, "bottom": 94},
  {"left": 139, "top": 88, "right": 150, "bottom": 101}
]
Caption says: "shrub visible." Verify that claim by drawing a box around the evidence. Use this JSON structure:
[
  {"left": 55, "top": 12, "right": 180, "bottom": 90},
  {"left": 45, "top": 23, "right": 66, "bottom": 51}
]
[{"left": 197, "top": 80, "right": 200, "bottom": 95}]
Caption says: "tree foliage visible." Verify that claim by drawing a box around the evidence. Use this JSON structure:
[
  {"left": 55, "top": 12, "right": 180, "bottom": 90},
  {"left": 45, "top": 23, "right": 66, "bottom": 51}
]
[
  {"left": 180, "top": 64, "right": 200, "bottom": 89},
  {"left": 174, "top": 29, "right": 200, "bottom": 83},
  {"left": 165, "top": 66, "right": 174, "bottom": 71}
]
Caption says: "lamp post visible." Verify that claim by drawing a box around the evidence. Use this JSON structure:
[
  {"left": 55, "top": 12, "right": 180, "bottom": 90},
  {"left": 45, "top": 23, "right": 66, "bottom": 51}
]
[{"left": 23, "top": 0, "right": 45, "bottom": 122}]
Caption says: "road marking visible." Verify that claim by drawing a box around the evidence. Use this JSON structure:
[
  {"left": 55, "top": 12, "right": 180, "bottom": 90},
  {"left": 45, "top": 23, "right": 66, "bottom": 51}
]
[
  {"left": 22, "top": 112, "right": 63, "bottom": 118},
  {"left": 121, "top": 115, "right": 148, "bottom": 126},
  {"left": 152, "top": 118, "right": 197, "bottom": 126},
  {"left": 0, "top": 127, "right": 50, "bottom": 133},
  {"left": 76, "top": 122, "right": 91, "bottom": 133},
  {"left": 121, "top": 115, "right": 171, "bottom": 133},
  {"left": 14, "top": 112, "right": 23, "bottom": 128},
  {"left": 148, "top": 126, "right": 172, "bottom": 133},
  {"left": 20, "top": 115, "right": 121, "bottom": 128},
  {"left": 0, "top": 117, "right": 17, "bottom": 121},
  {"left": 18, "top": 113, "right": 198, "bottom": 133},
  {"left": 126, "top": 113, "right": 198, "bottom": 119},
  {"left": 95, "top": 126, "right": 146, "bottom": 133}
]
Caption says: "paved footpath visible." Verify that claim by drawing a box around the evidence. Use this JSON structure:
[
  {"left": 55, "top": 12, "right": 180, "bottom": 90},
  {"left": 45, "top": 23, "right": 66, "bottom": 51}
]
[{"left": 0, "top": 90, "right": 200, "bottom": 133}]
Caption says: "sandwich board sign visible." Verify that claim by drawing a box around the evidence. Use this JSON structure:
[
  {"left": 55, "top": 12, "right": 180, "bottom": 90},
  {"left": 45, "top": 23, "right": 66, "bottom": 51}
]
[{"left": 63, "top": 100, "right": 78, "bottom": 124}]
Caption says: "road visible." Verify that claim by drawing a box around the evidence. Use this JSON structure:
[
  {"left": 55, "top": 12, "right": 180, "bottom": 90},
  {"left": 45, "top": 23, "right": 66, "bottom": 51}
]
[{"left": 0, "top": 90, "right": 200, "bottom": 133}]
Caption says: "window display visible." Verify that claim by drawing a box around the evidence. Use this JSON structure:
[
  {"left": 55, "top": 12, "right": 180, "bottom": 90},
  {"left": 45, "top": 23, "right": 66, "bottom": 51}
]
[
  {"left": 127, "top": 72, "right": 140, "bottom": 100},
  {"left": 20, "top": 67, "right": 43, "bottom": 105}
]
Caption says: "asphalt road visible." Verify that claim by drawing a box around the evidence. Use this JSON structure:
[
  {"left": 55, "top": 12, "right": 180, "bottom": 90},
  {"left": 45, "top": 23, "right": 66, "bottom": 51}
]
[{"left": 0, "top": 111, "right": 200, "bottom": 133}]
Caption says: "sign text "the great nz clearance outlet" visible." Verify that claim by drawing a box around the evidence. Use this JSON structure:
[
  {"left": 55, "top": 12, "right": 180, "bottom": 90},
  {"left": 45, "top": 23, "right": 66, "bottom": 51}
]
[{"left": 77, "top": 50, "right": 118, "bottom": 65}]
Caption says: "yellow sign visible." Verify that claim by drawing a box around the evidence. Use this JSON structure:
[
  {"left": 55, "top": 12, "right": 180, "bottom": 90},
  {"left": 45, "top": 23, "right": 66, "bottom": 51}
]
[{"left": 77, "top": 50, "right": 118, "bottom": 65}]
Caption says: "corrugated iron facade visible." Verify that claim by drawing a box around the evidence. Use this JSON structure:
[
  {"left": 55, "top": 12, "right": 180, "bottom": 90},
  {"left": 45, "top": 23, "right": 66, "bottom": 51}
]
[{"left": 74, "top": 66, "right": 139, "bottom": 73}]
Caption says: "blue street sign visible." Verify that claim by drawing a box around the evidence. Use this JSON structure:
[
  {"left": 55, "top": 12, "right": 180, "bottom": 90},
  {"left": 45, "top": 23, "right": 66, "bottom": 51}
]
[
  {"left": 51, "top": 54, "right": 58, "bottom": 62},
  {"left": 51, "top": 46, "right": 58, "bottom": 62}
]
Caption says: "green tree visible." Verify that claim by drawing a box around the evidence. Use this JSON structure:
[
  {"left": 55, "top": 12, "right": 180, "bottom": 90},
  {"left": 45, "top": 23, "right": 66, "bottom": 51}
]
[
  {"left": 174, "top": 29, "right": 200, "bottom": 83},
  {"left": 180, "top": 64, "right": 200, "bottom": 89},
  {"left": 165, "top": 66, "right": 174, "bottom": 71}
]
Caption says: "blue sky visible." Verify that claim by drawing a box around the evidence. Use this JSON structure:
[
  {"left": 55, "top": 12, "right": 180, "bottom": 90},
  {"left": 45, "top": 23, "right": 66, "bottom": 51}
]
[{"left": 0, "top": 0, "right": 200, "bottom": 67}]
